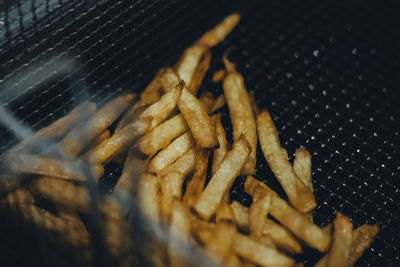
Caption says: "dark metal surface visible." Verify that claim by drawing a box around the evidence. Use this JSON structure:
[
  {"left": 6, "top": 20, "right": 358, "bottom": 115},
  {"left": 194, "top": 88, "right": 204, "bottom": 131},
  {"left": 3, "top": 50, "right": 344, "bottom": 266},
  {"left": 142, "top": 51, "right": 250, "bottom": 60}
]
[{"left": 0, "top": 0, "right": 399, "bottom": 266}]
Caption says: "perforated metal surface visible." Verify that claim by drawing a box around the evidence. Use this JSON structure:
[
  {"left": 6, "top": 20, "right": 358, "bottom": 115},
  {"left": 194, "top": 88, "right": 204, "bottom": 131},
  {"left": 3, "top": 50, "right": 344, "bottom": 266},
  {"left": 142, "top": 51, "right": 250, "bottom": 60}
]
[{"left": 0, "top": 0, "right": 399, "bottom": 266}]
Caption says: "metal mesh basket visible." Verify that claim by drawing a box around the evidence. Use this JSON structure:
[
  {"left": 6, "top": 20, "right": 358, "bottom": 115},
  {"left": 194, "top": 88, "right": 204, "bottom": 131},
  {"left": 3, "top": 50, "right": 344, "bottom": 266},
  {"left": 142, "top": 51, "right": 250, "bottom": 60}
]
[{"left": 0, "top": 0, "right": 399, "bottom": 266}]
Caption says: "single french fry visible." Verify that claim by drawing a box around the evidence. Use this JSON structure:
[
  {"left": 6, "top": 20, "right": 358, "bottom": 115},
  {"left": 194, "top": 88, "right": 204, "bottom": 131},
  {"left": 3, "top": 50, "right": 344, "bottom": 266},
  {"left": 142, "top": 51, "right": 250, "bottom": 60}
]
[
  {"left": 160, "top": 70, "right": 218, "bottom": 148},
  {"left": 11, "top": 102, "right": 98, "bottom": 153},
  {"left": 149, "top": 132, "right": 194, "bottom": 173},
  {"left": 194, "top": 135, "right": 251, "bottom": 220},
  {"left": 222, "top": 58, "right": 257, "bottom": 176},
  {"left": 86, "top": 84, "right": 182, "bottom": 163},
  {"left": 210, "top": 94, "right": 226, "bottom": 114},
  {"left": 250, "top": 185, "right": 271, "bottom": 238},
  {"left": 204, "top": 205, "right": 236, "bottom": 262},
  {"left": 81, "top": 130, "right": 111, "bottom": 154},
  {"left": 256, "top": 111, "right": 316, "bottom": 213},
  {"left": 293, "top": 147, "right": 313, "bottom": 192},
  {"left": 160, "top": 171, "right": 185, "bottom": 221},
  {"left": 245, "top": 176, "right": 331, "bottom": 252},
  {"left": 189, "top": 51, "right": 212, "bottom": 95},
  {"left": 230, "top": 201, "right": 250, "bottom": 232},
  {"left": 327, "top": 213, "right": 353, "bottom": 267},
  {"left": 199, "top": 91, "right": 215, "bottom": 114},
  {"left": 233, "top": 232, "right": 295, "bottom": 267},
  {"left": 182, "top": 146, "right": 210, "bottom": 207},
  {"left": 137, "top": 173, "right": 160, "bottom": 222},
  {"left": 348, "top": 224, "right": 379, "bottom": 266},
  {"left": 30, "top": 176, "right": 90, "bottom": 212},
  {"left": 136, "top": 114, "right": 188, "bottom": 157},
  {"left": 322, "top": 223, "right": 333, "bottom": 236},
  {"left": 211, "top": 113, "right": 228, "bottom": 176},
  {"left": 60, "top": 94, "right": 136, "bottom": 157},
  {"left": 5, "top": 153, "right": 104, "bottom": 181},
  {"left": 115, "top": 102, "right": 141, "bottom": 133},
  {"left": 138, "top": 68, "right": 166, "bottom": 106},
  {"left": 113, "top": 149, "right": 148, "bottom": 196},
  {"left": 195, "top": 13, "right": 241, "bottom": 48},
  {"left": 212, "top": 70, "right": 226, "bottom": 83},
  {"left": 168, "top": 198, "right": 191, "bottom": 267},
  {"left": 158, "top": 148, "right": 195, "bottom": 178}
]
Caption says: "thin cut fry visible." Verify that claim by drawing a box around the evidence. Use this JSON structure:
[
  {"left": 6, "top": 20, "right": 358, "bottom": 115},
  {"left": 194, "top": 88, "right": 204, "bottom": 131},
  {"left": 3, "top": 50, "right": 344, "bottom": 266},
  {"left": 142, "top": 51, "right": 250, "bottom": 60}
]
[
  {"left": 211, "top": 113, "right": 228, "bottom": 176},
  {"left": 194, "top": 135, "right": 251, "bottom": 220},
  {"left": 81, "top": 130, "right": 110, "bottom": 154},
  {"left": 212, "top": 70, "right": 226, "bottom": 83},
  {"left": 245, "top": 176, "right": 331, "bottom": 252},
  {"left": 257, "top": 110, "right": 316, "bottom": 213},
  {"left": 137, "top": 173, "right": 160, "bottom": 222},
  {"left": 11, "top": 102, "right": 97, "bottom": 153},
  {"left": 160, "top": 70, "right": 218, "bottom": 148},
  {"left": 149, "top": 132, "right": 194, "bottom": 173},
  {"left": 183, "top": 146, "right": 210, "bottom": 207},
  {"left": 158, "top": 148, "right": 195, "bottom": 177},
  {"left": 195, "top": 13, "right": 241, "bottom": 48},
  {"left": 233, "top": 232, "right": 295, "bottom": 267},
  {"left": 199, "top": 91, "right": 215, "bottom": 114},
  {"left": 230, "top": 201, "right": 250, "bottom": 232},
  {"left": 188, "top": 51, "right": 211, "bottom": 95},
  {"left": 223, "top": 57, "right": 257, "bottom": 175},
  {"left": 224, "top": 253, "right": 241, "bottom": 267},
  {"left": 168, "top": 199, "right": 191, "bottom": 267},
  {"left": 61, "top": 93, "right": 136, "bottom": 157},
  {"left": 348, "top": 224, "right": 379, "bottom": 266},
  {"left": 86, "top": 85, "right": 182, "bottom": 163},
  {"left": 138, "top": 68, "right": 166, "bottom": 106},
  {"left": 293, "top": 147, "right": 313, "bottom": 192},
  {"left": 160, "top": 171, "right": 185, "bottom": 221},
  {"left": 5, "top": 153, "right": 104, "bottom": 181},
  {"left": 326, "top": 213, "right": 353, "bottom": 267},
  {"left": 30, "top": 176, "right": 90, "bottom": 212},
  {"left": 210, "top": 94, "right": 226, "bottom": 113},
  {"left": 250, "top": 185, "right": 271, "bottom": 238},
  {"left": 114, "top": 149, "right": 148, "bottom": 196}
]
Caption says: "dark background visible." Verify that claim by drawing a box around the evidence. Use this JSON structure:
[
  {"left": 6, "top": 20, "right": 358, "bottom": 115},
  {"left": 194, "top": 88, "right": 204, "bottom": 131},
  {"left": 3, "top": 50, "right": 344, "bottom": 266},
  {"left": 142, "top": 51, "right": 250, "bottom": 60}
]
[{"left": 0, "top": 0, "right": 399, "bottom": 266}]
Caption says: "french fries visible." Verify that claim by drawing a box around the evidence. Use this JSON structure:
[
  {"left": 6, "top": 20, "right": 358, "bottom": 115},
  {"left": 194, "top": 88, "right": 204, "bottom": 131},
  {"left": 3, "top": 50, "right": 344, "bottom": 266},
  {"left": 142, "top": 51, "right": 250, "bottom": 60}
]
[
  {"left": 326, "top": 213, "right": 353, "bottom": 267},
  {"left": 349, "top": 224, "right": 379, "bottom": 266},
  {"left": 293, "top": 147, "right": 313, "bottom": 192},
  {"left": 211, "top": 113, "right": 228, "bottom": 176},
  {"left": 222, "top": 56, "right": 257, "bottom": 176},
  {"left": 249, "top": 185, "right": 271, "bottom": 238},
  {"left": 210, "top": 94, "right": 226, "bottom": 114},
  {"left": 194, "top": 135, "right": 251, "bottom": 220},
  {"left": 230, "top": 200, "right": 250, "bottom": 231},
  {"left": 245, "top": 176, "right": 331, "bottom": 252},
  {"left": 137, "top": 173, "right": 160, "bottom": 224},
  {"left": 158, "top": 148, "right": 195, "bottom": 177},
  {"left": 160, "top": 171, "right": 185, "bottom": 221},
  {"left": 256, "top": 110, "right": 316, "bottom": 213},
  {"left": 149, "top": 132, "right": 194, "bottom": 173},
  {"left": 188, "top": 51, "right": 212, "bottom": 95}
]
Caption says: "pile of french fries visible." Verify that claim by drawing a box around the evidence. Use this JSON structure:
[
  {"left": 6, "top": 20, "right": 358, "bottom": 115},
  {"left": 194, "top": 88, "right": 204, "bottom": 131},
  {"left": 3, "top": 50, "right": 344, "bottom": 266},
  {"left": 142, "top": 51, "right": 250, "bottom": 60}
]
[{"left": 0, "top": 13, "right": 379, "bottom": 267}]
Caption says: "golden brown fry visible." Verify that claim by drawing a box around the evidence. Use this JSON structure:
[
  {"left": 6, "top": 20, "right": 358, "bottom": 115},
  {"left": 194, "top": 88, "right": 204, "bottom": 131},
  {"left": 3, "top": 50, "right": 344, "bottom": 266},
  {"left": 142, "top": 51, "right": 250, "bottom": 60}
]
[
  {"left": 137, "top": 173, "right": 160, "bottom": 222},
  {"left": 245, "top": 176, "right": 331, "bottom": 252},
  {"left": 223, "top": 58, "right": 257, "bottom": 176},
  {"left": 149, "top": 132, "right": 194, "bottom": 173},
  {"left": 189, "top": 51, "right": 212, "bottom": 95},
  {"left": 81, "top": 130, "right": 110, "bottom": 154},
  {"left": 224, "top": 253, "right": 241, "bottom": 267},
  {"left": 5, "top": 153, "right": 104, "bottom": 181},
  {"left": 160, "top": 171, "right": 185, "bottom": 221},
  {"left": 30, "top": 176, "right": 89, "bottom": 212},
  {"left": 210, "top": 94, "right": 226, "bottom": 114},
  {"left": 175, "top": 45, "right": 209, "bottom": 93},
  {"left": 204, "top": 205, "right": 236, "bottom": 262},
  {"left": 86, "top": 85, "right": 182, "bottom": 163},
  {"left": 158, "top": 148, "right": 195, "bottom": 177},
  {"left": 212, "top": 70, "right": 226, "bottom": 83},
  {"left": 230, "top": 200, "right": 250, "bottom": 232},
  {"left": 160, "top": 70, "right": 218, "bottom": 148},
  {"left": 322, "top": 223, "right": 333, "bottom": 236},
  {"left": 115, "top": 102, "right": 141, "bottom": 133},
  {"left": 194, "top": 135, "right": 251, "bottom": 220},
  {"left": 114, "top": 149, "right": 148, "bottom": 196},
  {"left": 168, "top": 198, "right": 191, "bottom": 267},
  {"left": 327, "top": 213, "right": 353, "bottom": 267},
  {"left": 199, "top": 91, "right": 215, "bottom": 114},
  {"left": 250, "top": 185, "right": 271, "bottom": 238},
  {"left": 257, "top": 111, "right": 316, "bottom": 213},
  {"left": 233, "top": 232, "right": 295, "bottom": 267},
  {"left": 11, "top": 102, "right": 98, "bottom": 153},
  {"left": 211, "top": 113, "right": 228, "bottom": 176},
  {"left": 195, "top": 13, "right": 241, "bottom": 48},
  {"left": 60, "top": 94, "right": 135, "bottom": 157},
  {"left": 135, "top": 114, "right": 188, "bottom": 157},
  {"left": 183, "top": 147, "right": 210, "bottom": 207},
  {"left": 138, "top": 68, "right": 166, "bottom": 106},
  {"left": 349, "top": 224, "right": 379, "bottom": 266},
  {"left": 293, "top": 147, "right": 313, "bottom": 192}
]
